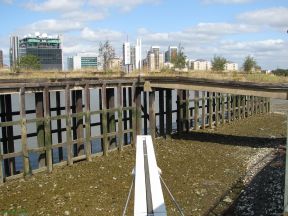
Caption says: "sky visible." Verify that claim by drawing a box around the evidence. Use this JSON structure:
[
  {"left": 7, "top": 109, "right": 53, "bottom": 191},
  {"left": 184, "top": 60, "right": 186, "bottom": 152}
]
[{"left": 0, "top": 0, "right": 288, "bottom": 70}]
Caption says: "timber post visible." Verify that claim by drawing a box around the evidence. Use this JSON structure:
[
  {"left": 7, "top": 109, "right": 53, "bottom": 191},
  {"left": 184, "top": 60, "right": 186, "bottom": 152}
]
[
  {"left": 65, "top": 85, "right": 73, "bottom": 166},
  {"left": 149, "top": 91, "right": 156, "bottom": 142},
  {"left": 117, "top": 84, "right": 124, "bottom": 151},
  {"left": 20, "top": 87, "right": 31, "bottom": 177},
  {"left": 84, "top": 84, "right": 92, "bottom": 162},
  {"left": 44, "top": 87, "right": 52, "bottom": 173},
  {"left": 165, "top": 89, "right": 172, "bottom": 138}
]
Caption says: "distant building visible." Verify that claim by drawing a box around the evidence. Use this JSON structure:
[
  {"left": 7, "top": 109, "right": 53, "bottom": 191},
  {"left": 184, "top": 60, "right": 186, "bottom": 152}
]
[
  {"left": 122, "top": 38, "right": 142, "bottom": 73},
  {"left": 108, "top": 57, "right": 122, "bottom": 71},
  {"left": 67, "top": 53, "right": 98, "bottom": 71},
  {"left": 165, "top": 46, "right": 178, "bottom": 63},
  {"left": 19, "top": 33, "right": 62, "bottom": 70},
  {"left": 225, "top": 62, "right": 238, "bottom": 71},
  {"left": 147, "top": 46, "right": 164, "bottom": 71},
  {"left": 0, "top": 49, "right": 3, "bottom": 68},
  {"left": 190, "top": 59, "right": 211, "bottom": 71},
  {"left": 9, "top": 36, "right": 19, "bottom": 68}
]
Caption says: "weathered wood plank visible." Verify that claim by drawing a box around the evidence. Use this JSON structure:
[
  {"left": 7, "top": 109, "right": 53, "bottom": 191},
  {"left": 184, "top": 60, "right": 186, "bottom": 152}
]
[
  {"left": 149, "top": 91, "right": 156, "bottom": 142},
  {"left": 35, "top": 92, "right": 46, "bottom": 168},
  {"left": 44, "top": 87, "right": 52, "bottom": 173},
  {"left": 101, "top": 83, "right": 108, "bottom": 155},
  {"left": 85, "top": 84, "right": 92, "bottom": 162},
  {"left": 177, "top": 90, "right": 184, "bottom": 133},
  {"left": 117, "top": 84, "right": 124, "bottom": 151},
  {"left": 166, "top": 89, "right": 172, "bottom": 137},
  {"left": 201, "top": 91, "right": 206, "bottom": 129},
  {"left": 159, "top": 89, "right": 165, "bottom": 136},
  {"left": 221, "top": 94, "right": 225, "bottom": 124},
  {"left": 208, "top": 93, "right": 213, "bottom": 128},
  {"left": 107, "top": 88, "right": 116, "bottom": 149},
  {"left": 65, "top": 85, "right": 73, "bottom": 165},
  {"left": 20, "top": 87, "right": 31, "bottom": 177},
  {"left": 194, "top": 91, "right": 199, "bottom": 130}
]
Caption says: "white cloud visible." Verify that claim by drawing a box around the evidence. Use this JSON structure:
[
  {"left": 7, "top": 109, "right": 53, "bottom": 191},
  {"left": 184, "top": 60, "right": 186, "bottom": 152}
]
[
  {"left": 81, "top": 27, "right": 123, "bottom": 41},
  {"left": 202, "top": 0, "right": 254, "bottom": 4},
  {"left": 18, "top": 19, "right": 83, "bottom": 34},
  {"left": 26, "top": 0, "right": 83, "bottom": 12},
  {"left": 237, "top": 7, "right": 288, "bottom": 30},
  {"left": 88, "top": 0, "right": 159, "bottom": 12},
  {"left": 61, "top": 11, "right": 106, "bottom": 22}
]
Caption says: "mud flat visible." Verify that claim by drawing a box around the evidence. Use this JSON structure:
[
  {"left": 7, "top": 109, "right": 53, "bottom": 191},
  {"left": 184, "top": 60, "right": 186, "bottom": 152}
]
[{"left": 0, "top": 113, "right": 286, "bottom": 216}]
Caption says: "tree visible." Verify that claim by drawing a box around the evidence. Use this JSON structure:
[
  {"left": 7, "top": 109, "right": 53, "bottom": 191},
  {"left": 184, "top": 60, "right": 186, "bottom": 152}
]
[
  {"left": 171, "top": 45, "right": 186, "bottom": 69},
  {"left": 16, "top": 55, "right": 40, "bottom": 71},
  {"left": 211, "top": 55, "right": 227, "bottom": 71},
  {"left": 243, "top": 55, "right": 257, "bottom": 73},
  {"left": 99, "top": 40, "right": 115, "bottom": 71}
]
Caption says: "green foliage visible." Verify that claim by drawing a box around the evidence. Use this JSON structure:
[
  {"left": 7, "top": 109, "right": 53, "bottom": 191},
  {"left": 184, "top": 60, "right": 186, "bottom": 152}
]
[
  {"left": 272, "top": 68, "right": 288, "bottom": 76},
  {"left": 17, "top": 55, "right": 40, "bottom": 71},
  {"left": 171, "top": 45, "right": 186, "bottom": 69},
  {"left": 211, "top": 55, "right": 227, "bottom": 71},
  {"left": 243, "top": 55, "right": 257, "bottom": 73}
]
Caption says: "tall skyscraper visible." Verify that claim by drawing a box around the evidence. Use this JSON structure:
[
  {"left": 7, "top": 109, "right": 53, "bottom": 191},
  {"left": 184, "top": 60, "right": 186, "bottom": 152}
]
[
  {"left": 165, "top": 46, "right": 178, "bottom": 63},
  {"left": 19, "top": 33, "right": 62, "bottom": 70},
  {"left": 9, "top": 36, "right": 19, "bottom": 68},
  {"left": 147, "top": 46, "right": 164, "bottom": 71},
  {"left": 123, "top": 42, "right": 131, "bottom": 73},
  {"left": 135, "top": 38, "right": 142, "bottom": 70},
  {"left": 0, "top": 50, "right": 3, "bottom": 68}
]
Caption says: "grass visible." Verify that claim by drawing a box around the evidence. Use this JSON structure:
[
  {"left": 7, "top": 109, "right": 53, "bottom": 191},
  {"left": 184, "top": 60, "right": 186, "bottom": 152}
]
[{"left": 0, "top": 68, "right": 287, "bottom": 84}]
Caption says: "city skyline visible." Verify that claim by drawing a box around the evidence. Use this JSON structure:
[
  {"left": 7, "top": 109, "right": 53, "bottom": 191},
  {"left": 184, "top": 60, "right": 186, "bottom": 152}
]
[{"left": 0, "top": 0, "right": 288, "bottom": 70}]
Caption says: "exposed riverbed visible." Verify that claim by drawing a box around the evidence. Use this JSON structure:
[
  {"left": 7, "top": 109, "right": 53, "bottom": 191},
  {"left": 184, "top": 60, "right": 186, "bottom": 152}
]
[{"left": 0, "top": 113, "right": 286, "bottom": 216}]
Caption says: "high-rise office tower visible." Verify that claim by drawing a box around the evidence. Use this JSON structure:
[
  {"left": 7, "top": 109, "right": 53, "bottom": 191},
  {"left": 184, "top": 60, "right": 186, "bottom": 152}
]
[
  {"left": 19, "top": 33, "right": 62, "bottom": 70},
  {"left": 123, "top": 42, "right": 131, "bottom": 73},
  {"left": 9, "top": 36, "right": 19, "bottom": 68},
  {"left": 165, "top": 46, "right": 178, "bottom": 63},
  {"left": 147, "top": 46, "right": 164, "bottom": 71},
  {"left": 135, "top": 38, "right": 142, "bottom": 70},
  {"left": 67, "top": 53, "right": 98, "bottom": 71}
]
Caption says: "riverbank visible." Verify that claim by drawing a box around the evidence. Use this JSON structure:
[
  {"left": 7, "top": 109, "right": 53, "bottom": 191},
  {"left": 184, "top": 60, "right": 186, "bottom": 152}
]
[{"left": 0, "top": 113, "right": 286, "bottom": 216}]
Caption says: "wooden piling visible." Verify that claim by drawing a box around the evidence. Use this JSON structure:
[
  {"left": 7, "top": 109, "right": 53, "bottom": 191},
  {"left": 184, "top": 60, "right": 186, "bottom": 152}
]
[
  {"left": 75, "top": 90, "right": 84, "bottom": 156},
  {"left": 194, "top": 91, "right": 199, "bottom": 130},
  {"left": 177, "top": 90, "right": 184, "bottom": 133},
  {"left": 117, "top": 84, "right": 123, "bottom": 151},
  {"left": 135, "top": 87, "right": 142, "bottom": 136},
  {"left": 107, "top": 88, "right": 116, "bottom": 149},
  {"left": 101, "top": 83, "right": 108, "bottom": 155},
  {"left": 44, "top": 87, "right": 52, "bottom": 173},
  {"left": 232, "top": 95, "right": 236, "bottom": 121},
  {"left": 123, "top": 87, "right": 128, "bottom": 144},
  {"left": 215, "top": 93, "right": 219, "bottom": 126},
  {"left": 165, "top": 89, "right": 172, "bottom": 138},
  {"left": 184, "top": 90, "right": 190, "bottom": 132},
  {"left": 201, "top": 91, "right": 206, "bottom": 129},
  {"left": 241, "top": 96, "right": 246, "bottom": 118},
  {"left": 20, "top": 88, "right": 30, "bottom": 177},
  {"left": 143, "top": 92, "right": 148, "bottom": 135},
  {"left": 55, "top": 91, "right": 63, "bottom": 162},
  {"left": 221, "top": 94, "right": 225, "bottom": 124},
  {"left": 84, "top": 84, "right": 92, "bottom": 162},
  {"left": 149, "top": 91, "right": 156, "bottom": 142},
  {"left": 227, "top": 94, "right": 231, "bottom": 123},
  {"left": 237, "top": 96, "right": 241, "bottom": 119},
  {"left": 35, "top": 92, "right": 46, "bottom": 168},
  {"left": 159, "top": 89, "right": 165, "bottom": 136},
  {"left": 1, "top": 95, "right": 16, "bottom": 176},
  {"left": 208, "top": 93, "right": 213, "bottom": 128},
  {"left": 65, "top": 85, "right": 73, "bottom": 166}
]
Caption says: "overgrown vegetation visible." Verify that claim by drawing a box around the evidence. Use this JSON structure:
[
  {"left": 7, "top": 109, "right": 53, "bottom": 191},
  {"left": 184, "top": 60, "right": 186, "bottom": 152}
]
[
  {"left": 243, "top": 55, "right": 257, "bottom": 73},
  {"left": 211, "top": 55, "right": 227, "bottom": 71},
  {"left": 171, "top": 45, "right": 186, "bottom": 69},
  {"left": 272, "top": 68, "right": 288, "bottom": 76},
  {"left": 13, "top": 55, "right": 41, "bottom": 72}
]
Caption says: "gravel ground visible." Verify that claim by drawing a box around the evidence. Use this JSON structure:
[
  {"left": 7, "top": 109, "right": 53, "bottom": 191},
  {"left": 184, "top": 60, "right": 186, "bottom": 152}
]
[{"left": 0, "top": 113, "right": 286, "bottom": 216}]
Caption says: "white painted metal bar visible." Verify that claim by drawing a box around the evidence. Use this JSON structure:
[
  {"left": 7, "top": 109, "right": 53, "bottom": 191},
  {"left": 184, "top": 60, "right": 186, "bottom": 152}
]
[{"left": 134, "top": 135, "right": 167, "bottom": 216}]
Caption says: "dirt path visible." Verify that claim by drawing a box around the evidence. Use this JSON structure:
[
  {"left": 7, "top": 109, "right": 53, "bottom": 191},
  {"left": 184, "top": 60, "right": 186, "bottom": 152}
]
[{"left": 0, "top": 113, "right": 286, "bottom": 216}]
